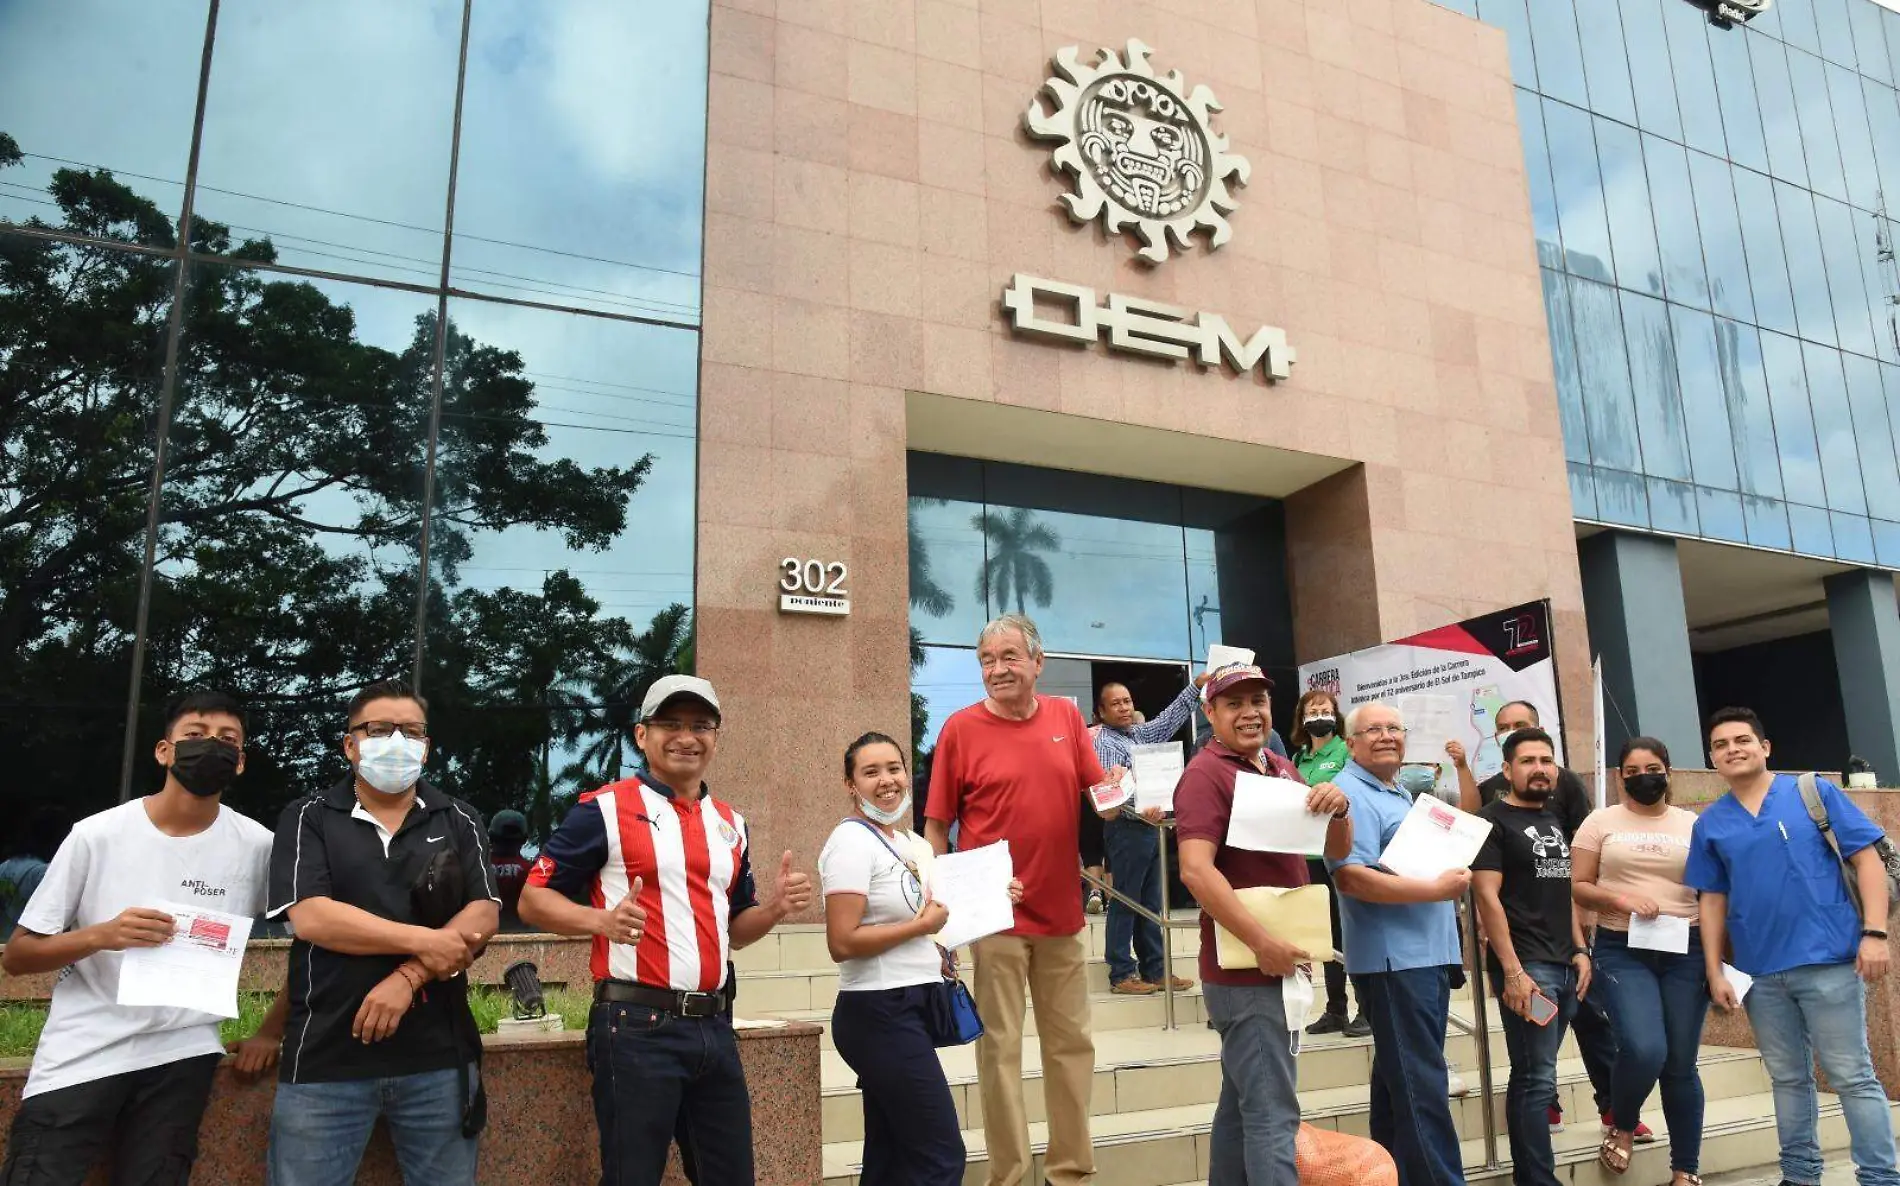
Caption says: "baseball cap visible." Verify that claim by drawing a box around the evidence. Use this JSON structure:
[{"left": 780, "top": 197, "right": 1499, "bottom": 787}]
[
  {"left": 639, "top": 674, "right": 722, "bottom": 721},
  {"left": 1203, "top": 663, "right": 1274, "bottom": 702},
  {"left": 489, "top": 809, "right": 528, "bottom": 843}
]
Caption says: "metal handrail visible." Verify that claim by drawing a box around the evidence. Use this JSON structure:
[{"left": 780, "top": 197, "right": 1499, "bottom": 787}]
[
  {"left": 1081, "top": 810, "right": 1196, "bottom": 1029},
  {"left": 1463, "top": 891, "right": 1500, "bottom": 1169}
]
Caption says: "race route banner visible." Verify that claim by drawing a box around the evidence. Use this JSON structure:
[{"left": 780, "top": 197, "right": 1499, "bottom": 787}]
[{"left": 1296, "top": 600, "right": 1563, "bottom": 784}]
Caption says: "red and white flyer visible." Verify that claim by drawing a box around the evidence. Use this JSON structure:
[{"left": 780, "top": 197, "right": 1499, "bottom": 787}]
[{"left": 115, "top": 900, "right": 253, "bottom": 1019}]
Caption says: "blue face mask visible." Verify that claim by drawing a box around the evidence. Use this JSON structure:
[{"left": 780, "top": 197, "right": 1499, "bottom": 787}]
[{"left": 1396, "top": 765, "right": 1439, "bottom": 796}]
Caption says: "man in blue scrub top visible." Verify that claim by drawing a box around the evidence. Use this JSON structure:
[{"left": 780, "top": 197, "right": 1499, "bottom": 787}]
[
  {"left": 1328, "top": 701, "right": 1474, "bottom": 1186},
  {"left": 1686, "top": 706, "right": 1896, "bottom": 1186}
]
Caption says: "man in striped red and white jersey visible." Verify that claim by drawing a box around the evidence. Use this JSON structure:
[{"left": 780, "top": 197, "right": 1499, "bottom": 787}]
[{"left": 519, "top": 675, "right": 812, "bottom": 1186}]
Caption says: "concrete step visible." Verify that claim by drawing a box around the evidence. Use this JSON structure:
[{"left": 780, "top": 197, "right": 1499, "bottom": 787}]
[
  {"left": 733, "top": 912, "right": 1206, "bottom": 976},
  {"left": 739, "top": 953, "right": 1213, "bottom": 1013},
  {"left": 821, "top": 1086, "right": 1893, "bottom": 1186},
  {"left": 774, "top": 983, "right": 1214, "bottom": 1050}
]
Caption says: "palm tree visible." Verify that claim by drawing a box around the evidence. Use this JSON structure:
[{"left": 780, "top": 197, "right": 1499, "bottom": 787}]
[
  {"left": 973, "top": 507, "right": 1060, "bottom": 615},
  {"left": 561, "top": 603, "right": 694, "bottom": 797},
  {"left": 908, "top": 500, "right": 955, "bottom": 617}
]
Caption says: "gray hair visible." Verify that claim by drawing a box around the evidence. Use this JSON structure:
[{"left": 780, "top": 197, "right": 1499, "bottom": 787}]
[
  {"left": 978, "top": 613, "right": 1044, "bottom": 658},
  {"left": 1344, "top": 701, "right": 1401, "bottom": 737}
]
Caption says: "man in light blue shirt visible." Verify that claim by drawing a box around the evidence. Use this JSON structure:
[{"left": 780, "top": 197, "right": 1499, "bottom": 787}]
[
  {"left": 1327, "top": 701, "right": 1471, "bottom": 1186},
  {"left": 1686, "top": 706, "right": 1895, "bottom": 1186}
]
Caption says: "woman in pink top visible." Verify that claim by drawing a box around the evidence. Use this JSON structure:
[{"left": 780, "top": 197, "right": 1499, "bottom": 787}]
[{"left": 1571, "top": 738, "right": 1708, "bottom": 1185}]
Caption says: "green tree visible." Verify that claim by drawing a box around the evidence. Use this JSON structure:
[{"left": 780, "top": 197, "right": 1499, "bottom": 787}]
[
  {"left": 557, "top": 601, "right": 694, "bottom": 803},
  {"left": 973, "top": 507, "right": 1059, "bottom": 615}
]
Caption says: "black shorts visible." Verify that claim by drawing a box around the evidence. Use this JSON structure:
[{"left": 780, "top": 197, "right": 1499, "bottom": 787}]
[
  {"left": 1079, "top": 808, "right": 1105, "bottom": 868},
  {"left": 1, "top": 1053, "right": 221, "bottom": 1185}
]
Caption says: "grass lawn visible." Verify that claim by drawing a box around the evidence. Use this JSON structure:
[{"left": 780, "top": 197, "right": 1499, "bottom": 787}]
[{"left": 0, "top": 987, "right": 595, "bottom": 1061}]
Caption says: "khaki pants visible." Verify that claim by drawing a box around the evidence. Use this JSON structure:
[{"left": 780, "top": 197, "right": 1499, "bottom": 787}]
[{"left": 971, "top": 931, "right": 1096, "bottom": 1186}]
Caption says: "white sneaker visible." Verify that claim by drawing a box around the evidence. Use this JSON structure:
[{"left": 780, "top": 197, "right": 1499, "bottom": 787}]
[{"left": 1447, "top": 1065, "right": 1470, "bottom": 1097}]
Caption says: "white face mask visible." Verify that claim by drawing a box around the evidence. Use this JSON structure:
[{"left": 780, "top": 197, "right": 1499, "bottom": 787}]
[
  {"left": 357, "top": 733, "right": 426, "bottom": 794},
  {"left": 1283, "top": 963, "right": 1316, "bottom": 1056},
  {"left": 857, "top": 792, "right": 912, "bottom": 827}
]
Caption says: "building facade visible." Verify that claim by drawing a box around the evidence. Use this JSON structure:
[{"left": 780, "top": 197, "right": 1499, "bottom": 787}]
[{"left": 4, "top": 0, "right": 1897, "bottom": 873}]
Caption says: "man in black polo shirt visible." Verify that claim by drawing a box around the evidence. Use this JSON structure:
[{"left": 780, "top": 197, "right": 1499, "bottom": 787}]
[{"left": 265, "top": 680, "right": 500, "bottom": 1186}]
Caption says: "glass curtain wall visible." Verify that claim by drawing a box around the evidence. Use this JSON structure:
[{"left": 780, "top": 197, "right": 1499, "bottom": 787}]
[
  {"left": 1443, "top": 0, "right": 1900, "bottom": 568},
  {"left": 0, "top": 0, "right": 707, "bottom": 835}
]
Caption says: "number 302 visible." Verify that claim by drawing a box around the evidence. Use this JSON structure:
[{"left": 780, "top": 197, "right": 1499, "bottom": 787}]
[{"left": 780, "top": 557, "right": 848, "bottom": 596}]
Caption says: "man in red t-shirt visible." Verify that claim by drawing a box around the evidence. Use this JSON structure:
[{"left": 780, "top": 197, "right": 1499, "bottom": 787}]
[
  {"left": 924, "top": 613, "right": 1123, "bottom": 1186},
  {"left": 1176, "top": 663, "right": 1352, "bottom": 1186}
]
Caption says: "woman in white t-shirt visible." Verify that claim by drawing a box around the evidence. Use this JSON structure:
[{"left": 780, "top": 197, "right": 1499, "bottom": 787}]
[{"left": 820, "top": 733, "right": 981, "bottom": 1185}]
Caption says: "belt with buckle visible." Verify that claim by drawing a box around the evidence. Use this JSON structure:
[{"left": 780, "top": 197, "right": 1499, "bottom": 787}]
[{"left": 594, "top": 979, "right": 729, "bottom": 1018}]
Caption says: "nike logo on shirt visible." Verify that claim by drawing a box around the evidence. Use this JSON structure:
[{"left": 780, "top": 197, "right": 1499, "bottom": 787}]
[
  {"left": 1052, "top": 735, "right": 1065, "bottom": 742},
  {"left": 426, "top": 834, "right": 444, "bottom": 842}
]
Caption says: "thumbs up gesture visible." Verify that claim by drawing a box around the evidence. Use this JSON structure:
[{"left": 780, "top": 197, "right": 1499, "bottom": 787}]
[
  {"left": 600, "top": 876, "right": 648, "bottom": 946},
  {"left": 775, "top": 850, "right": 814, "bottom": 918}
]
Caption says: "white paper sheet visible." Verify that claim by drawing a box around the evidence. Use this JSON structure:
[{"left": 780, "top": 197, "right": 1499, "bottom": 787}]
[
  {"left": 1721, "top": 963, "right": 1753, "bottom": 1002},
  {"left": 116, "top": 900, "right": 253, "bottom": 1019},
  {"left": 1225, "top": 772, "right": 1332, "bottom": 857},
  {"left": 1206, "top": 644, "right": 1255, "bottom": 671},
  {"left": 1396, "top": 692, "right": 1463, "bottom": 763},
  {"left": 1130, "top": 742, "right": 1184, "bottom": 813},
  {"left": 933, "top": 841, "right": 1017, "bottom": 950},
  {"left": 1627, "top": 913, "right": 1692, "bottom": 953},
  {"left": 1377, "top": 795, "right": 1493, "bottom": 881}
]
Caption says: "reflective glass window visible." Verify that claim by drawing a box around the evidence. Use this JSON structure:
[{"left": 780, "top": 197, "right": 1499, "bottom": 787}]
[
  {"left": 1734, "top": 167, "right": 1799, "bottom": 335},
  {"left": 1622, "top": 291, "right": 1693, "bottom": 481},
  {"left": 1852, "top": 0, "right": 1893, "bottom": 85},
  {"left": 1596, "top": 467, "right": 1652, "bottom": 527},
  {"left": 1875, "top": 519, "right": 1900, "bottom": 568},
  {"left": 1884, "top": 365, "right": 1900, "bottom": 501},
  {"left": 1863, "top": 80, "right": 1900, "bottom": 216},
  {"left": 0, "top": 1, "right": 204, "bottom": 233},
  {"left": 1849, "top": 205, "right": 1898, "bottom": 364},
  {"left": 1571, "top": 277, "right": 1644, "bottom": 472},
  {"left": 1697, "top": 487, "right": 1748, "bottom": 542},
  {"left": 912, "top": 646, "right": 985, "bottom": 758},
  {"left": 1843, "top": 354, "right": 1900, "bottom": 519},
  {"left": 1477, "top": 0, "right": 1540, "bottom": 90},
  {"left": 1670, "top": 305, "right": 1742, "bottom": 490},
  {"left": 1577, "top": 0, "right": 1639, "bottom": 126},
  {"left": 1814, "top": 0, "right": 1861, "bottom": 67},
  {"left": 1709, "top": 19, "right": 1771, "bottom": 173},
  {"left": 1518, "top": 90, "right": 1565, "bottom": 271},
  {"left": 1781, "top": 0, "right": 1824, "bottom": 55},
  {"left": 1750, "top": 33, "right": 1810, "bottom": 188},
  {"left": 1526, "top": 0, "right": 1588, "bottom": 106},
  {"left": 1542, "top": 268, "right": 1595, "bottom": 463},
  {"left": 194, "top": 2, "right": 462, "bottom": 287},
  {"left": 1595, "top": 119, "right": 1663, "bottom": 296},
  {"left": 0, "top": 229, "right": 173, "bottom": 819},
  {"left": 451, "top": 0, "right": 708, "bottom": 321},
  {"left": 1645, "top": 137, "right": 1712, "bottom": 310},
  {"left": 1827, "top": 63, "right": 1882, "bottom": 212},
  {"left": 1182, "top": 489, "right": 1292, "bottom": 669},
  {"left": 909, "top": 455, "right": 991, "bottom": 648},
  {"left": 1661, "top": 0, "right": 1728, "bottom": 157},
  {"left": 1568, "top": 463, "right": 1600, "bottom": 519},
  {"left": 1832, "top": 511, "right": 1878, "bottom": 561},
  {"left": 1775, "top": 181, "right": 1839, "bottom": 346},
  {"left": 1648, "top": 478, "right": 1699, "bottom": 535},
  {"left": 1760, "top": 329, "right": 1830, "bottom": 506},
  {"left": 1790, "top": 503, "right": 1836, "bottom": 555},
  {"left": 1814, "top": 196, "right": 1878, "bottom": 358},
  {"left": 1800, "top": 342, "right": 1866, "bottom": 513},
  {"left": 1620, "top": 0, "right": 1685, "bottom": 143},
  {"left": 1436, "top": 0, "right": 1479, "bottom": 15},
  {"left": 1715, "top": 319, "right": 1786, "bottom": 498},
  {"left": 1688, "top": 153, "right": 1756, "bottom": 323},
  {"left": 1788, "top": 48, "right": 1849, "bottom": 203},
  {"left": 1888, "top": 8, "right": 1900, "bottom": 81},
  {"left": 1544, "top": 100, "right": 1615, "bottom": 283},
  {"left": 1745, "top": 495, "right": 1794, "bottom": 549}
]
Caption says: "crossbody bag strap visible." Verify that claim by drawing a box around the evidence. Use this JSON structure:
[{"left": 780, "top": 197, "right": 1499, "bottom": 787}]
[{"left": 1798, "top": 771, "right": 1848, "bottom": 861}]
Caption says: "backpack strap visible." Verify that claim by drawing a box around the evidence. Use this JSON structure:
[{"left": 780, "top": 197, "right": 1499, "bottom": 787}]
[{"left": 1798, "top": 772, "right": 1849, "bottom": 864}]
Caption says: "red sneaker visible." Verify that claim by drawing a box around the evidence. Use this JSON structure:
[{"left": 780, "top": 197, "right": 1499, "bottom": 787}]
[
  {"left": 1601, "top": 1113, "right": 1657, "bottom": 1143},
  {"left": 1548, "top": 1106, "right": 1565, "bottom": 1132}
]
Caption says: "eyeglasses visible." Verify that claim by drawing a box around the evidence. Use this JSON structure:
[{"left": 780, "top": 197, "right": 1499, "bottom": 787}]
[
  {"left": 645, "top": 719, "right": 720, "bottom": 736},
  {"left": 1353, "top": 724, "right": 1408, "bottom": 739},
  {"left": 351, "top": 721, "right": 428, "bottom": 741}
]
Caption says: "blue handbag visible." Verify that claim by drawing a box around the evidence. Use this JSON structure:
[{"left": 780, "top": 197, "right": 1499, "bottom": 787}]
[{"left": 846, "top": 819, "right": 985, "bottom": 1046}]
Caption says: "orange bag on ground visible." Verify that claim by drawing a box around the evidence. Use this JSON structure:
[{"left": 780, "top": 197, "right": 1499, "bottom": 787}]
[{"left": 1295, "top": 1122, "right": 1400, "bottom": 1186}]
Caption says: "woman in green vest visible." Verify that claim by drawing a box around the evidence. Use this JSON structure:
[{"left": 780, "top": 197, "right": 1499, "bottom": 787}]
[{"left": 1291, "top": 689, "right": 1367, "bottom": 1036}]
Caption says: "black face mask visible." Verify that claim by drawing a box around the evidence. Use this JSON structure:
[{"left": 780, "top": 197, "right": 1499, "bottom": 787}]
[
  {"left": 1305, "top": 717, "right": 1337, "bottom": 739},
  {"left": 170, "top": 738, "right": 241, "bottom": 798},
  {"left": 1623, "top": 772, "right": 1669, "bottom": 806}
]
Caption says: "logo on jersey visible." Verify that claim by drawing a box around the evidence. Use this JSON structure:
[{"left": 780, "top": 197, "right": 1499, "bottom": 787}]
[
  {"left": 716, "top": 820, "right": 740, "bottom": 848},
  {"left": 901, "top": 869, "right": 924, "bottom": 913},
  {"left": 532, "top": 855, "right": 557, "bottom": 879},
  {"left": 179, "top": 878, "right": 227, "bottom": 898}
]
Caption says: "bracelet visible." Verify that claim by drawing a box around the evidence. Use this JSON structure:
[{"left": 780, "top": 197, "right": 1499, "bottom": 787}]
[{"left": 1864, "top": 928, "right": 1889, "bottom": 940}]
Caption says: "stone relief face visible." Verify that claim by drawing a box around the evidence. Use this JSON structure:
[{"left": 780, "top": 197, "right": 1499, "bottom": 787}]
[{"left": 1080, "top": 76, "right": 1209, "bottom": 220}]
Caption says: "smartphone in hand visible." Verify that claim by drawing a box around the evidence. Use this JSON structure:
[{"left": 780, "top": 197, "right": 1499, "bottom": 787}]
[{"left": 1527, "top": 989, "right": 1559, "bottom": 1027}]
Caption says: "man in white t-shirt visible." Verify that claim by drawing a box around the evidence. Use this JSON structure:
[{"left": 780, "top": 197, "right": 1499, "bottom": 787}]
[{"left": 0, "top": 690, "right": 284, "bottom": 1183}]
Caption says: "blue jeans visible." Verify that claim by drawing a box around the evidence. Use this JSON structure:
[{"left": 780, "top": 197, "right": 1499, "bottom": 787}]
[
  {"left": 1568, "top": 983, "right": 1618, "bottom": 1116},
  {"left": 1497, "top": 962, "right": 1578, "bottom": 1186},
  {"left": 587, "top": 1000, "right": 753, "bottom": 1186},
  {"left": 1593, "top": 928, "right": 1709, "bottom": 1172},
  {"left": 1353, "top": 966, "right": 1468, "bottom": 1186},
  {"left": 1204, "top": 981, "right": 1301, "bottom": 1186},
  {"left": 1105, "top": 816, "right": 1163, "bottom": 984},
  {"left": 1746, "top": 961, "right": 1900, "bottom": 1186},
  {"left": 832, "top": 985, "right": 965, "bottom": 1185},
  {"left": 268, "top": 1067, "right": 477, "bottom": 1186}
]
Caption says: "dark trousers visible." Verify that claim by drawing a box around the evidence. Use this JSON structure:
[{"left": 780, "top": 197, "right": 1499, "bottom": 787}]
[
  {"left": 1498, "top": 963, "right": 1578, "bottom": 1186},
  {"left": 1306, "top": 859, "right": 1354, "bottom": 1016},
  {"left": 1, "top": 1053, "right": 220, "bottom": 1186},
  {"left": 1594, "top": 928, "right": 1709, "bottom": 1171},
  {"left": 1353, "top": 966, "right": 1467, "bottom": 1186},
  {"left": 1569, "top": 981, "right": 1618, "bottom": 1116},
  {"left": 586, "top": 1001, "right": 753, "bottom": 1186},
  {"left": 831, "top": 986, "right": 965, "bottom": 1185},
  {"left": 1104, "top": 817, "right": 1163, "bottom": 984}
]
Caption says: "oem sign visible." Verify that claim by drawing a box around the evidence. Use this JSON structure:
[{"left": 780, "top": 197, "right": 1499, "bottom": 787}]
[{"left": 1001, "top": 274, "right": 1295, "bottom": 382}]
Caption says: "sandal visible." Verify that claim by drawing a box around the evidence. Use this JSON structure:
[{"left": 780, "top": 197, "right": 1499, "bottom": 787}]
[
  {"left": 1598, "top": 1131, "right": 1631, "bottom": 1175},
  {"left": 1669, "top": 1175, "right": 1702, "bottom": 1186}
]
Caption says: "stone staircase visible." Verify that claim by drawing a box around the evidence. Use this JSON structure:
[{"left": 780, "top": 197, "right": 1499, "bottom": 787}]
[{"left": 735, "top": 913, "right": 1888, "bottom": 1186}]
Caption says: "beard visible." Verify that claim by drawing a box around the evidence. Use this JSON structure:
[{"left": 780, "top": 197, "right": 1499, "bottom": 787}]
[{"left": 1517, "top": 781, "right": 1553, "bottom": 802}]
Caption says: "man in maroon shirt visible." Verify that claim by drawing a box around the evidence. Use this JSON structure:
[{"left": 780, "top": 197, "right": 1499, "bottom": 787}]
[
  {"left": 925, "top": 613, "right": 1123, "bottom": 1186},
  {"left": 1177, "top": 663, "right": 1353, "bottom": 1186}
]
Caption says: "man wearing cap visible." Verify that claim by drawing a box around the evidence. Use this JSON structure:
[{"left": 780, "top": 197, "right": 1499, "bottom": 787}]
[
  {"left": 488, "top": 811, "right": 534, "bottom": 931},
  {"left": 518, "top": 675, "right": 814, "bottom": 1186},
  {"left": 1176, "top": 662, "right": 1352, "bottom": 1183},
  {"left": 924, "top": 613, "right": 1125, "bottom": 1186}
]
